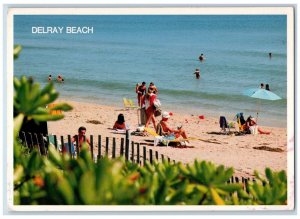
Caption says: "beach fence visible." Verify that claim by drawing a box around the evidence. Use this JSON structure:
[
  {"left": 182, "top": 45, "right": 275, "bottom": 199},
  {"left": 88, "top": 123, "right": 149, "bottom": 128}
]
[
  {"left": 18, "top": 130, "right": 255, "bottom": 191},
  {"left": 18, "top": 131, "right": 174, "bottom": 166}
]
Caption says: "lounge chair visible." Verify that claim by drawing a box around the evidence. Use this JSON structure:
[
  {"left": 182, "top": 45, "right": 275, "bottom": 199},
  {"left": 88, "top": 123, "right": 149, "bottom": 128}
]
[
  {"left": 123, "top": 98, "right": 139, "bottom": 110},
  {"left": 235, "top": 112, "right": 247, "bottom": 132},
  {"left": 219, "top": 116, "right": 230, "bottom": 133},
  {"left": 144, "top": 127, "right": 186, "bottom": 147},
  {"left": 144, "top": 127, "right": 221, "bottom": 147}
]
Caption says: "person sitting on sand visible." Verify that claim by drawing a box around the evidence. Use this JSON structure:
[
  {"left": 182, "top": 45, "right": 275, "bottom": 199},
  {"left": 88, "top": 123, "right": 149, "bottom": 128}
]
[
  {"left": 157, "top": 111, "right": 190, "bottom": 145},
  {"left": 113, "top": 113, "right": 127, "bottom": 130},
  {"left": 194, "top": 68, "right": 200, "bottom": 79},
  {"left": 72, "top": 126, "right": 90, "bottom": 151},
  {"left": 245, "top": 116, "right": 270, "bottom": 135},
  {"left": 148, "top": 82, "right": 158, "bottom": 94}
]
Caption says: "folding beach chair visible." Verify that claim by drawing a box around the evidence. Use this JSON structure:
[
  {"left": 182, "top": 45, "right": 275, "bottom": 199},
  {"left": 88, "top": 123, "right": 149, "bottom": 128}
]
[
  {"left": 123, "top": 98, "right": 139, "bottom": 110},
  {"left": 235, "top": 112, "right": 247, "bottom": 132},
  {"left": 144, "top": 127, "right": 185, "bottom": 147},
  {"left": 219, "top": 116, "right": 230, "bottom": 133}
]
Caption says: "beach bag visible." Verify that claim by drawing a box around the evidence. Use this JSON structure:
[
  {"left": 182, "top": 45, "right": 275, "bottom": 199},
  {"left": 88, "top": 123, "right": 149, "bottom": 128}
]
[
  {"left": 154, "top": 108, "right": 162, "bottom": 117},
  {"left": 153, "top": 99, "right": 161, "bottom": 108}
]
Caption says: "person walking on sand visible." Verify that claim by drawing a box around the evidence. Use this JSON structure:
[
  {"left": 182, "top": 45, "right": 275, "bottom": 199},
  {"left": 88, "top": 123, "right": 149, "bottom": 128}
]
[
  {"left": 136, "top": 81, "right": 147, "bottom": 107},
  {"left": 143, "top": 92, "right": 157, "bottom": 129},
  {"left": 194, "top": 68, "right": 200, "bottom": 79},
  {"left": 157, "top": 111, "right": 190, "bottom": 146},
  {"left": 72, "top": 126, "right": 90, "bottom": 151}
]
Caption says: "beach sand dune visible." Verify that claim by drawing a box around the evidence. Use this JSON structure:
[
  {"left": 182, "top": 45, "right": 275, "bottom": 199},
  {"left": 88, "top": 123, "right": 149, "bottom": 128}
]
[{"left": 48, "top": 100, "right": 287, "bottom": 178}]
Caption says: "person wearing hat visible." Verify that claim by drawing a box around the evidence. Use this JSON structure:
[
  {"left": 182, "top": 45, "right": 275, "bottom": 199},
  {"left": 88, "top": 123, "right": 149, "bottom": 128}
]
[
  {"left": 157, "top": 111, "right": 190, "bottom": 145},
  {"left": 245, "top": 116, "right": 270, "bottom": 135}
]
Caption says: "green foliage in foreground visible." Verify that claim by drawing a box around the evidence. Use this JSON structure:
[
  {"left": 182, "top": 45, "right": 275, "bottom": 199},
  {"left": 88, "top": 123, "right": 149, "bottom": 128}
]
[
  {"left": 14, "top": 44, "right": 22, "bottom": 59},
  {"left": 14, "top": 143, "right": 287, "bottom": 205}
]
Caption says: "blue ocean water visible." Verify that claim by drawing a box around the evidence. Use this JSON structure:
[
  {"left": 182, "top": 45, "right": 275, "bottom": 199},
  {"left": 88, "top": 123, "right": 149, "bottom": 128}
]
[{"left": 14, "top": 15, "right": 287, "bottom": 127}]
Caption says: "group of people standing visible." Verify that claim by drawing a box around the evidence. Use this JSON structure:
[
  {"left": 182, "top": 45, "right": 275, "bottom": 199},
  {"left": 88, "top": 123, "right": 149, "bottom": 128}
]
[{"left": 135, "top": 81, "right": 159, "bottom": 129}]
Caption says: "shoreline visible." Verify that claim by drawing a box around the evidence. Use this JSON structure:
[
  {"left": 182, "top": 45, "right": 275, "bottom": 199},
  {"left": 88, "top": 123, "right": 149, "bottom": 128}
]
[
  {"left": 48, "top": 99, "right": 287, "bottom": 178},
  {"left": 58, "top": 94, "right": 287, "bottom": 128}
]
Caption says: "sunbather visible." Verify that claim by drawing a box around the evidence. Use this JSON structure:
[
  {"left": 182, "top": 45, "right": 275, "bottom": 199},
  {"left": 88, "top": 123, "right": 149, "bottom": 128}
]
[
  {"left": 245, "top": 116, "right": 271, "bottom": 135},
  {"left": 157, "top": 111, "right": 190, "bottom": 145},
  {"left": 113, "top": 113, "right": 127, "bottom": 130}
]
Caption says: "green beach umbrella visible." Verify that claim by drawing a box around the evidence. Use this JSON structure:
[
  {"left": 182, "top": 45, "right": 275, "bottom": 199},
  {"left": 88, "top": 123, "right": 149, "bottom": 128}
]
[{"left": 243, "top": 88, "right": 282, "bottom": 123}]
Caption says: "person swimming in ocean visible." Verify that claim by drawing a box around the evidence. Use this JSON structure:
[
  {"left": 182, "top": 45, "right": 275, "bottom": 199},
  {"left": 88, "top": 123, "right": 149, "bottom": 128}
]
[
  {"left": 199, "top": 53, "right": 205, "bottom": 61},
  {"left": 194, "top": 68, "right": 200, "bottom": 79},
  {"left": 48, "top": 74, "right": 52, "bottom": 81}
]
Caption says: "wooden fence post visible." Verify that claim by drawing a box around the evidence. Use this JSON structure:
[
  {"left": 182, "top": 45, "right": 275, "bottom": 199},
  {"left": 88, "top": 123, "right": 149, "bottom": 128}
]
[
  {"left": 149, "top": 149, "right": 153, "bottom": 164},
  {"left": 143, "top": 146, "right": 146, "bottom": 165},
  {"left": 136, "top": 143, "right": 140, "bottom": 164},
  {"left": 39, "top": 133, "right": 46, "bottom": 155},
  {"left": 105, "top": 137, "right": 109, "bottom": 157},
  {"left": 34, "top": 133, "right": 41, "bottom": 155},
  {"left": 28, "top": 133, "right": 34, "bottom": 150},
  {"left": 112, "top": 137, "right": 116, "bottom": 158},
  {"left": 120, "top": 138, "right": 124, "bottom": 156},
  {"left": 131, "top": 141, "right": 135, "bottom": 162},
  {"left": 53, "top": 135, "right": 58, "bottom": 150},
  {"left": 67, "top": 135, "right": 72, "bottom": 158},
  {"left": 155, "top": 151, "right": 159, "bottom": 161},
  {"left": 98, "top": 135, "right": 101, "bottom": 160},
  {"left": 161, "top": 154, "right": 165, "bottom": 162},
  {"left": 90, "top": 135, "right": 94, "bottom": 160},
  {"left": 125, "top": 131, "right": 130, "bottom": 161},
  {"left": 61, "top": 136, "right": 65, "bottom": 154}
]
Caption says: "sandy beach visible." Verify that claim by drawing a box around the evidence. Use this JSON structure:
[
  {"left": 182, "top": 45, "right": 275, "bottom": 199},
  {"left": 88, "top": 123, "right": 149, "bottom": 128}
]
[{"left": 48, "top": 99, "right": 287, "bottom": 178}]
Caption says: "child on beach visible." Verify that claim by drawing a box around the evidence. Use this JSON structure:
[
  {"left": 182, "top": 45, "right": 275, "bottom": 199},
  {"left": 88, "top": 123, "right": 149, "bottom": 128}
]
[
  {"left": 113, "top": 113, "right": 128, "bottom": 130},
  {"left": 157, "top": 111, "right": 190, "bottom": 146}
]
